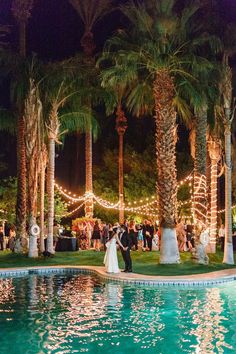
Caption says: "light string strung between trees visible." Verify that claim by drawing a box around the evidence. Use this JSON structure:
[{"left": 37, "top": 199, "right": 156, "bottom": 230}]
[{"left": 55, "top": 172, "right": 236, "bottom": 220}]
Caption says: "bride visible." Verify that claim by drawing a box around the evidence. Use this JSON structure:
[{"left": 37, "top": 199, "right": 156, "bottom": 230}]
[{"left": 104, "top": 226, "right": 125, "bottom": 273}]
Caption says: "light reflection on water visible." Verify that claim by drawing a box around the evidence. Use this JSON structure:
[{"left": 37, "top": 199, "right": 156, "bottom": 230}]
[{"left": 0, "top": 274, "right": 236, "bottom": 354}]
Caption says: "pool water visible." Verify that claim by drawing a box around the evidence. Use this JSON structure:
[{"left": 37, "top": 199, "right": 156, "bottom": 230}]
[{"left": 0, "top": 273, "right": 236, "bottom": 354}]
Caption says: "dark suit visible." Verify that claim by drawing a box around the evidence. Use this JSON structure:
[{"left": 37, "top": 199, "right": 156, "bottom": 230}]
[
  {"left": 0, "top": 232, "right": 4, "bottom": 250},
  {"left": 146, "top": 224, "right": 154, "bottom": 251},
  {"left": 119, "top": 231, "right": 132, "bottom": 271}
]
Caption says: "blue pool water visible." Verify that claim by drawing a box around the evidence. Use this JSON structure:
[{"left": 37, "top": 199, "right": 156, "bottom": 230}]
[{"left": 0, "top": 273, "right": 236, "bottom": 354}]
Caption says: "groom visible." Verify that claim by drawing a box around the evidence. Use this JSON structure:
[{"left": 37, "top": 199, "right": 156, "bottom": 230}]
[{"left": 119, "top": 224, "right": 132, "bottom": 273}]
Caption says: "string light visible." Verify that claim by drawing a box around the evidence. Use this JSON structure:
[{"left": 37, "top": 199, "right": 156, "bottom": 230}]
[
  {"left": 192, "top": 173, "right": 208, "bottom": 228},
  {"left": 209, "top": 163, "right": 218, "bottom": 244},
  {"left": 55, "top": 182, "right": 85, "bottom": 202},
  {"left": 218, "top": 204, "right": 236, "bottom": 214},
  {"left": 59, "top": 203, "right": 85, "bottom": 218}
]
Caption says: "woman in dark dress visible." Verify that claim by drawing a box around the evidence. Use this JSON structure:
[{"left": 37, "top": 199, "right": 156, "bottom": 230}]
[
  {"left": 128, "top": 220, "right": 138, "bottom": 250},
  {"left": 92, "top": 221, "right": 101, "bottom": 251}
]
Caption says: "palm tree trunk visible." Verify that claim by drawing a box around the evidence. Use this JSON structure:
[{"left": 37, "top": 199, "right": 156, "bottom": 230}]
[
  {"left": 14, "top": 19, "right": 27, "bottom": 253},
  {"left": 221, "top": 57, "right": 234, "bottom": 264},
  {"left": 116, "top": 104, "right": 127, "bottom": 224},
  {"left": 209, "top": 160, "right": 218, "bottom": 252},
  {"left": 193, "top": 106, "right": 208, "bottom": 233},
  {"left": 39, "top": 156, "right": 46, "bottom": 253},
  {"left": 24, "top": 79, "right": 42, "bottom": 258},
  {"left": 12, "top": 0, "right": 34, "bottom": 253},
  {"left": 118, "top": 133, "right": 125, "bottom": 224},
  {"left": 15, "top": 115, "right": 27, "bottom": 253},
  {"left": 47, "top": 138, "right": 55, "bottom": 254},
  {"left": 223, "top": 117, "right": 234, "bottom": 264},
  {"left": 27, "top": 158, "right": 39, "bottom": 258},
  {"left": 84, "top": 129, "right": 93, "bottom": 217},
  {"left": 192, "top": 106, "right": 209, "bottom": 264},
  {"left": 207, "top": 138, "right": 221, "bottom": 253},
  {"left": 153, "top": 69, "right": 179, "bottom": 264}
]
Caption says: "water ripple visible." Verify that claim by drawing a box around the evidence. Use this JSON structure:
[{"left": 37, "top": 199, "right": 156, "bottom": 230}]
[{"left": 0, "top": 274, "right": 236, "bottom": 353}]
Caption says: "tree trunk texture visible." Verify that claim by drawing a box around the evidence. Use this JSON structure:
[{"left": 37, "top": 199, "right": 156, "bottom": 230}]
[
  {"left": 15, "top": 115, "right": 27, "bottom": 253},
  {"left": 192, "top": 106, "right": 209, "bottom": 264},
  {"left": 207, "top": 138, "right": 221, "bottom": 253},
  {"left": 116, "top": 104, "right": 127, "bottom": 225},
  {"left": 47, "top": 138, "right": 55, "bottom": 254},
  {"left": 193, "top": 107, "right": 208, "bottom": 234},
  {"left": 84, "top": 129, "right": 93, "bottom": 218},
  {"left": 40, "top": 163, "right": 45, "bottom": 253},
  {"left": 221, "top": 58, "right": 234, "bottom": 264},
  {"left": 14, "top": 21, "right": 27, "bottom": 253},
  {"left": 24, "top": 79, "right": 42, "bottom": 258},
  {"left": 81, "top": 31, "right": 95, "bottom": 219},
  {"left": 153, "top": 69, "right": 179, "bottom": 264},
  {"left": 40, "top": 146, "right": 47, "bottom": 253},
  {"left": 118, "top": 133, "right": 125, "bottom": 224},
  {"left": 223, "top": 118, "right": 234, "bottom": 264}
]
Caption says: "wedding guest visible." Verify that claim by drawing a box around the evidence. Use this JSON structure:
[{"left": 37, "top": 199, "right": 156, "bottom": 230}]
[
  {"left": 8, "top": 226, "right": 16, "bottom": 252},
  {"left": 92, "top": 220, "right": 101, "bottom": 251},
  {"left": 101, "top": 223, "right": 110, "bottom": 251},
  {"left": 0, "top": 225, "right": 4, "bottom": 251},
  {"left": 176, "top": 220, "right": 186, "bottom": 252},
  {"left": 219, "top": 224, "right": 225, "bottom": 251},
  {"left": 128, "top": 220, "right": 138, "bottom": 250},
  {"left": 186, "top": 221, "right": 193, "bottom": 251},
  {"left": 136, "top": 224, "right": 143, "bottom": 249},
  {"left": 53, "top": 222, "right": 60, "bottom": 249},
  {"left": 146, "top": 220, "right": 154, "bottom": 251},
  {"left": 141, "top": 220, "right": 148, "bottom": 250}
]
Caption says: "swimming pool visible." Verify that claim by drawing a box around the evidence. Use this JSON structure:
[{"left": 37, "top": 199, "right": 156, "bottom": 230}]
[{"left": 0, "top": 272, "right": 235, "bottom": 353}]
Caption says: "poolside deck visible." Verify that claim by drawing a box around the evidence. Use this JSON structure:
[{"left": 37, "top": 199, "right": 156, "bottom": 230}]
[{"left": 1, "top": 265, "right": 236, "bottom": 286}]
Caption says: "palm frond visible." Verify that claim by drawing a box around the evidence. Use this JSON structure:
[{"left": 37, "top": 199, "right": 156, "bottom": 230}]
[
  {"left": 59, "top": 109, "right": 99, "bottom": 140},
  {"left": 69, "top": 0, "right": 113, "bottom": 30},
  {"left": 126, "top": 82, "right": 154, "bottom": 117}
]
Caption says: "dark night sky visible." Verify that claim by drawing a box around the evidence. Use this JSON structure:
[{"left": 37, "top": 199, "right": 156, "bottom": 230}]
[
  {"left": 1, "top": 0, "right": 235, "bottom": 60},
  {"left": 0, "top": 0, "right": 236, "bottom": 192}
]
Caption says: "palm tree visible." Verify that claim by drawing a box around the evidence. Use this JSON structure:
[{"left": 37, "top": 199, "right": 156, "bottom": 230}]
[
  {"left": 97, "top": 59, "right": 129, "bottom": 223},
  {"left": 24, "top": 77, "right": 42, "bottom": 257},
  {"left": 39, "top": 143, "right": 47, "bottom": 254},
  {"left": 43, "top": 60, "right": 98, "bottom": 253},
  {"left": 221, "top": 56, "right": 235, "bottom": 265},
  {"left": 207, "top": 132, "right": 221, "bottom": 253},
  {"left": 11, "top": 0, "right": 34, "bottom": 251},
  {"left": 194, "top": 106, "right": 208, "bottom": 218},
  {"left": 46, "top": 98, "right": 64, "bottom": 254},
  {"left": 100, "top": 0, "right": 215, "bottom": 263},
  {"left": 68, "top": 0, "right": 113, "bottom": 218},
  {"left": 11, "top": 0, "right": 34, "bottom": 56},
  {"left": 116, "top": 103, "right": 128, "bottom": 224}
]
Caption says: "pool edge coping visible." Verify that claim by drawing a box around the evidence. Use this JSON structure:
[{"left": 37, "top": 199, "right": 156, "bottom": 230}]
[{"left": 0, "top": 265, "right": 236, "bottom": 286}]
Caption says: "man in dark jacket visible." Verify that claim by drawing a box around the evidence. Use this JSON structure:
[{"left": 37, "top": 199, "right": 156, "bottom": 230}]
[
  {"left": 0, "top": 225, "right": 4, "bottom": 251},
  {"left": 119, "top": 224, "right": 132, "bottom": 272}
]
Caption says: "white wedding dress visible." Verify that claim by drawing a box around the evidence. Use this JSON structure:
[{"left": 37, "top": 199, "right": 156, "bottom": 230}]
[{"left": 104, "top": 237, "right": 120, "bottom": 273}]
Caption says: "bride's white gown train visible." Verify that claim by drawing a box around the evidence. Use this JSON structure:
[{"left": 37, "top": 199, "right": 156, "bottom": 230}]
[{"left": 104, "top": 237, "right": 120, "bottom": 273}]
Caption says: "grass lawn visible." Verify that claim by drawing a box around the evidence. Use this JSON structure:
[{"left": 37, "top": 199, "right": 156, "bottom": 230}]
[{"left": 0, "top": 249, "right": 236, "bottom": 276}]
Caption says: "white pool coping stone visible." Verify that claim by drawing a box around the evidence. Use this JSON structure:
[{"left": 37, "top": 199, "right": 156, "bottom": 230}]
[{"left": 0, "top": 265, "right": 236, "bottom": 286}]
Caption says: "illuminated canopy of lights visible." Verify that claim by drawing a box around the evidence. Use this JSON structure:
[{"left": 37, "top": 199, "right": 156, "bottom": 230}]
[{"left": 54, "top": 172, "right": 236, "bottom": 220}]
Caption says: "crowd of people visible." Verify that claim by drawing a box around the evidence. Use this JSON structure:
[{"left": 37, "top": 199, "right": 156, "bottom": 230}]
[
  {"left": 0, "top": 219, "right": 234, "bottom": 254},
  {"left": 0, "top": 224, "right": 17, "bottom": 252},
  {"left": 88, "top": 219, "right": 157, "bottom": 252}
]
